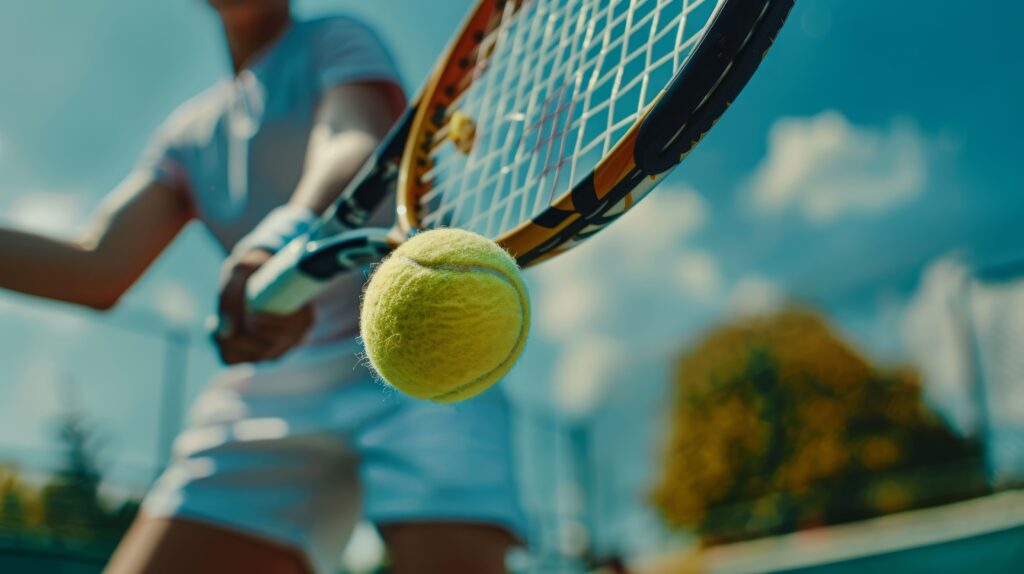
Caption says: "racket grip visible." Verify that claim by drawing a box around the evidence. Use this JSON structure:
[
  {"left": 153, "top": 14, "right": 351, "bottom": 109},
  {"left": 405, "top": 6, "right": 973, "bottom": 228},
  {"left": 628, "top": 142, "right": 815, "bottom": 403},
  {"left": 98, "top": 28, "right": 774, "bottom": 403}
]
[
  {"left": 245, "top": 239, "right": 325, "bottom": 314},
  {"left": 245, "top": 228, "right": 397, "bottom": 314}
]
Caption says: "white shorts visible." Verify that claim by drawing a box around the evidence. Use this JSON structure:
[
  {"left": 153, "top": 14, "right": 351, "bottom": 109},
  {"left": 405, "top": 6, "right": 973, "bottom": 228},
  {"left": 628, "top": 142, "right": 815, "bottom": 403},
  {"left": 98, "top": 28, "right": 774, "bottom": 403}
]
[{"left": 143, "top": 337, "right": 526, "bottom": 574}]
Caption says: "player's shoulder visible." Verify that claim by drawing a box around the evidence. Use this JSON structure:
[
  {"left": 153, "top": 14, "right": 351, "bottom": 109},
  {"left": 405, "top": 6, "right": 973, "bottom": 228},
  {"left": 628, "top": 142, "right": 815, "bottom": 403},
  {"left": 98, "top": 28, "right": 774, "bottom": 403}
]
[
  {"left": 296, "top": 14, "right": 380, "bottom": 36},
  {"left": 157, "top": 82, "right": 233, "bottom": 145},
  {"left": 293, "top": 14, "right": 389, "bottom": 51}
]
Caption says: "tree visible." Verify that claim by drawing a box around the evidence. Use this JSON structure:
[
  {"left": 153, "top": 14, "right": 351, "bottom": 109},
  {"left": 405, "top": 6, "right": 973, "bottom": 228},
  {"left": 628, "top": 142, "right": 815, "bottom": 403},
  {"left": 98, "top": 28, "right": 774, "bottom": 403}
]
[
  {"left": 34, "top": 392, "right": 140, "bottom": 550},
  {"left": 0, "top": 464, "right": 46, "bottom": 539},
  {"left": 39, "top": 407, "right": 109, "bottom": 543},
  {"left": 653, "top": 309, "right": 989, "bottom": 544},
  {"left": 1, "top": 465, "right": 27, "bottom": 533}
]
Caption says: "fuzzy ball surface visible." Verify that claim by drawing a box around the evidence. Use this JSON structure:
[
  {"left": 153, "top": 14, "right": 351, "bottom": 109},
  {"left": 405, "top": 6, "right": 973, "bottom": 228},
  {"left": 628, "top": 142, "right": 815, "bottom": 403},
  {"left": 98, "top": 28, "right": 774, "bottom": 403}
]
[{"left": 360, "top": 228, "right": 530, "bottom": 402}]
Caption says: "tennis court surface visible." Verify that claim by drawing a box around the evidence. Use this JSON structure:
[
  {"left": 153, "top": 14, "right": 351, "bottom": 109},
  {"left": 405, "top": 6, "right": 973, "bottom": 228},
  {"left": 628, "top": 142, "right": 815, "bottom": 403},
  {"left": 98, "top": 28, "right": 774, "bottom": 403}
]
[{"left": 636, "top": 490, "right": 1024, "bottom": 574}]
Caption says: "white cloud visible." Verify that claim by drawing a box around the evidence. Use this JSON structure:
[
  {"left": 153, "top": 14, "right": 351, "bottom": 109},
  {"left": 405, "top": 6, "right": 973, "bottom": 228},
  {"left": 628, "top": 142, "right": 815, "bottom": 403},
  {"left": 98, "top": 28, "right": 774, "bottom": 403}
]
[
  {"left": 748, "top": 111, "right": 929, "bottom": 224},
  {"left": 0, "top": 354, "right": 65, "bottom": 444},
  {"left": 672, "top": 250, "right": 721, "bottom": 302},
  {"left": 730, "top": 275, "right": 785, "bottom": 317},
  {"left": 526, "top": 188, "right": 725, "bottom": 417},
  {"left": 617, "top": 187, "right": 709, "bottom": 265},
  {"left": 4, "top": 191, "right": 87, "bottom": 236},
  {"left": 18, "top": 356, "right": 65, "bottom": 405},
  {"left": 152, "top": 281, "right": 199, "bottom": 327},
  {"left": 532, "top": 187, "right": 712, "bottom": 342},
  {"left": 552, "top": 336, "right": 626, "bottom": 418},
  {"left": 534, "top": 276, "right": 603, "bottom": 342}
]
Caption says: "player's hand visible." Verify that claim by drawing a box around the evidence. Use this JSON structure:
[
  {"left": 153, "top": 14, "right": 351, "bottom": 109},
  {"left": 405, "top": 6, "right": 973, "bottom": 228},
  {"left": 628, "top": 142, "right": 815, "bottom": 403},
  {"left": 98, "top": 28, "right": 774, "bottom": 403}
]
[{"left": 214, "top": 249, "right": 314, "bottom": 365}]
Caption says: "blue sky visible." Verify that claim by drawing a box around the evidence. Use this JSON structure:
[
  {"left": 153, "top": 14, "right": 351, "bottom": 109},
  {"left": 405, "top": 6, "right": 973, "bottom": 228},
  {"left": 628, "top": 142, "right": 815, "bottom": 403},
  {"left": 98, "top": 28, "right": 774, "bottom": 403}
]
[{"left": 2, "top": 0, "right": 1024, "bottom": 561}]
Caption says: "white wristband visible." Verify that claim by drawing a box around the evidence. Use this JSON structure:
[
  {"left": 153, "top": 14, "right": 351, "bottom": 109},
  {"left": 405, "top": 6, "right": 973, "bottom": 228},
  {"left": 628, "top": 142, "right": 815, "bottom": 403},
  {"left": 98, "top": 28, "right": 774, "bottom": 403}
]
[{"left": 232, "top": 205, "right": 318, "bottom": 257}]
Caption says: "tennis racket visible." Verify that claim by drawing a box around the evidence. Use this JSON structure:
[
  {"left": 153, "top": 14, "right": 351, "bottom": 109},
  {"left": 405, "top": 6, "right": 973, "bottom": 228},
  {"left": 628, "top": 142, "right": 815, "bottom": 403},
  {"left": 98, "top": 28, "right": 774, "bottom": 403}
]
[{"left": 246, "top": 0, "right": 795, "bottom": 314}]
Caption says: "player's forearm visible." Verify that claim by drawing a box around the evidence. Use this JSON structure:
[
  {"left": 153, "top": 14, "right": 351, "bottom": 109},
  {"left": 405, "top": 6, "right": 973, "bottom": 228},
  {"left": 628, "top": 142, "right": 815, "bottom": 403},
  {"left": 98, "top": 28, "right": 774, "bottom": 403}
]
[
  {"left": 288, "top": 129, "right": 380, "bottom": 214},
  {"left": 229, "top": 131, "right": 381, "bottom": 257},
  {"left": 0, "top": 227, "right": 122, "bottom": 309}
]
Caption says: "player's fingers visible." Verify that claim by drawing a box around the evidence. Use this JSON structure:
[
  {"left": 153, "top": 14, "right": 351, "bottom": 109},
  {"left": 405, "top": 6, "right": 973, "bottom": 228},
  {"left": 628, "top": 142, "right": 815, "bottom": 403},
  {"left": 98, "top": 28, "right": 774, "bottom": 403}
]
[
  {"left": 217, "top": 274, "right": 250, "bottom": 339},
  {"left": 218, "top": 311, "right": 313, "bottom": 364},
  {"left": 216, "top": 333, "right": 275, "bottom": 364},
  {"left": 249, "top": 308, "right": 313, "bottom": 335},
  {"left": 263, "top": 334, "right": 304, "bottom": 362},
  {"left": 214, "top": 336, "right": 248, "bottom": 365},
  {"left": 232, "top": 323, "right": 286, "bottom": 348},
  {"left": 250, "top": 308, "right": 314, "bottom": 360},
  {"left": 218, "top": 348, "right": 249, "bottom": 366},
  {"left": 238, "top": 318, "right": 302, "bottom": 352},
  {"left": 248, "top": 309, "right": 313, "bottom": 332},
  {"left": 263, "top": 322, "right": 313, "bottom": 360},
  {"left": 246, "top": 312, "right": 295, "bottom": 331},
  {"left": 217, "top": 251, "right": 273, "bottom": 340}
]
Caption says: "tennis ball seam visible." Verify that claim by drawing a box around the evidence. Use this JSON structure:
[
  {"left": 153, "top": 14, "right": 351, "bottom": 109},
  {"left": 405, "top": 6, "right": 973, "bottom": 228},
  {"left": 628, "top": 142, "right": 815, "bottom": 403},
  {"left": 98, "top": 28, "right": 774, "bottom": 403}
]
[
  {"left": 396, "top": 255, "right": 518, "bottom": 287},
  {"left": 396, "top": 255, "right": 528, "bottom": 401}
]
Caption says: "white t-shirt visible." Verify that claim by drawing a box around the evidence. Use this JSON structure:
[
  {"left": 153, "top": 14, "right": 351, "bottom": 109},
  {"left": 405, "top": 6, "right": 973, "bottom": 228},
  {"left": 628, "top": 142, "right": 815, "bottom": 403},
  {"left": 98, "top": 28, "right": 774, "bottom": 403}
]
[{"left": 138, "top": 16, "right": 403, "bottom": 341}]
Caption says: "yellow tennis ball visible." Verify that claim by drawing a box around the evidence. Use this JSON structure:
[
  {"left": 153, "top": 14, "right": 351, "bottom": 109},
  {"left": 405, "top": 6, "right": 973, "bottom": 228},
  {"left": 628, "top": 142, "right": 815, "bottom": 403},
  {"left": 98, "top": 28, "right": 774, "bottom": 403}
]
[{"left": 360, "top": 228, "right": 530, "bottom": 403}]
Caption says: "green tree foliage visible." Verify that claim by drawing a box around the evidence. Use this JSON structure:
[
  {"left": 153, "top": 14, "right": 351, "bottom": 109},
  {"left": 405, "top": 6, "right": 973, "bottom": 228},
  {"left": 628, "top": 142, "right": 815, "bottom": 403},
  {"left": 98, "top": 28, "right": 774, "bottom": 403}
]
[
  {"left": 39, "top": 408, "right": 117, "bottom": 543},
  {"left": 1, "top": 466, "right": 31, "bottom": 535},
  {"left": 1, "top": 405, "right": 140, "bottom": 559},
  {"left": 653, "top": 309, "right": 989, "bottom": 544},
  {"left": 41, "top": 407, "right": 142, "bottom": 552}
]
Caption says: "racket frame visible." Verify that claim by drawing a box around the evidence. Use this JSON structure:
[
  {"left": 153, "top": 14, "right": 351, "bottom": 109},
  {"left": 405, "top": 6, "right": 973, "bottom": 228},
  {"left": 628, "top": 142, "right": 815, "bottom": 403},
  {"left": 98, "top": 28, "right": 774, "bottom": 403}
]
[
  {"left": 399, "top": 0, "right": 794, "bottom": 265},
  {"left": 246, "top": 0, "right": 795, "bottom": 313}
]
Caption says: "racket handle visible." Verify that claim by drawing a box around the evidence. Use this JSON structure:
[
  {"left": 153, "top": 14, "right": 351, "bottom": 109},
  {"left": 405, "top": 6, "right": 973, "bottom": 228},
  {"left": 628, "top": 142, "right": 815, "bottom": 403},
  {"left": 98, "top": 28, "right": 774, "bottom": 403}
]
[
  {"left": 240, "top": 104, "right": 418, "bottom": 315},
  {"left": 246, "top": 228, "right": 395, "bottom": 314},
  {"left": 244, "top": 240, "right": 325, "bottom": 314}
]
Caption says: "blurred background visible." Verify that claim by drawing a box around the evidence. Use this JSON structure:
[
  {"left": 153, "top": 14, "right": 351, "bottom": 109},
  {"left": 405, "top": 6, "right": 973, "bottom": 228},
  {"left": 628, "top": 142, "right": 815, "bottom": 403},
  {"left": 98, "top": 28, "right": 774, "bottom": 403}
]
[{"left": 1, "top": 0, "right": 1022, "bottom": 572}]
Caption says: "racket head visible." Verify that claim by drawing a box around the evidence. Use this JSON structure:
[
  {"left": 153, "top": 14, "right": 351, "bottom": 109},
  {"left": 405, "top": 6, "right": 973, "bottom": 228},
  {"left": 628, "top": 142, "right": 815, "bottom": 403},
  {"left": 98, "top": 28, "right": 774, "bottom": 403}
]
[{"left": 397, "top": 0, "right": 794, "bottom": 266}]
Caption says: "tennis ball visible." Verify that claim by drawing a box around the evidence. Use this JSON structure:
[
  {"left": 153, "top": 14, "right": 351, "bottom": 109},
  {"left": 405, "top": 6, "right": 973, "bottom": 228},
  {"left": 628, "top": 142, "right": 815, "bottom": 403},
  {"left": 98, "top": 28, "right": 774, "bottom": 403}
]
[{"left": 360, "top": 228, "right": 530, "bottom": 402}]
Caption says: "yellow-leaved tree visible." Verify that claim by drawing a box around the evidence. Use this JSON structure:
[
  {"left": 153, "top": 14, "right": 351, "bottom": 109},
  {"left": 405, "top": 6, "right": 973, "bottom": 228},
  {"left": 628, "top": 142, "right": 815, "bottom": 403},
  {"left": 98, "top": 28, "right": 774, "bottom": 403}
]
[{"left": 653, "top": 309, "right": 988, "bottom": 544}]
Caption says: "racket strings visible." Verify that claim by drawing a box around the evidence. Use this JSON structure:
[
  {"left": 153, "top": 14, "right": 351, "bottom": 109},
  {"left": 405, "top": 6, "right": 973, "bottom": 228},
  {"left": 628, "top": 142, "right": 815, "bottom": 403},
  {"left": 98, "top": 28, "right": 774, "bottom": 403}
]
[
  {"left": 435, "top": 0, "right": 695, "bottom": 198},
  {"left": 451, "top": 0, "right": 537, "bottom": 227},
  {"left": 438, "top": 0, "right": 571, "bottom": 228},
  {"left": 423, "top": 0, "right": 589, "bottom": 185},
  {"left": 473, "top": 0, "right": 582, "bottom": 231},
  {"left": 418, "top": 0, "right": 534, "bottom": 208},
  {"left": 420, "top": 0, "right": 719, "bottom": 238}
]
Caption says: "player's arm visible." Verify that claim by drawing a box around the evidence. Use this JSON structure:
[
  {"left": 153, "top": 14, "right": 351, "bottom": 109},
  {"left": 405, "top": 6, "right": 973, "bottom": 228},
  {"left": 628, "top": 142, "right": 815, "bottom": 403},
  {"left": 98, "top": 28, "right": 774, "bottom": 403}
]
[
  {"left": 215, "top": 81, "right": 403, "bottom": 364},
  {"left": 289, "top": 81, "right": 404, "bottom": 213},
  {"left": 0, "top": 173, "right": 192, "bottom": 310}
]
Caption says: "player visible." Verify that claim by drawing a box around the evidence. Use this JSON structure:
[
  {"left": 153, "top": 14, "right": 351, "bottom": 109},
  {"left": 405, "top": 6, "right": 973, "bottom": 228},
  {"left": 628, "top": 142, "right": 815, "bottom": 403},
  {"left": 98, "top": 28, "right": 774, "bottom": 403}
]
[{"left": 0, "top": 1, "right": 525, "bottom": 573}]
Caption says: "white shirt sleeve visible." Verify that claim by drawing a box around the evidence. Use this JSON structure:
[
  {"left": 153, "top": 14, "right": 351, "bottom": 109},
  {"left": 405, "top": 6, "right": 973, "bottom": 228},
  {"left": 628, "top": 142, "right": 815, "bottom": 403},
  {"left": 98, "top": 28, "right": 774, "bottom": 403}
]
[
  {"left": 134, "top": 106, "right": 194, "bottom": 194},
  {"left": 312, "top": 17, "right": 403, "bottom": 93}
]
